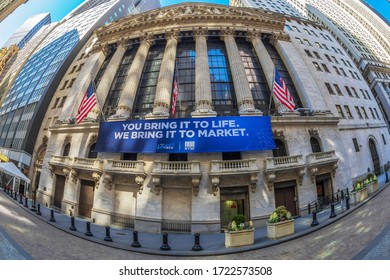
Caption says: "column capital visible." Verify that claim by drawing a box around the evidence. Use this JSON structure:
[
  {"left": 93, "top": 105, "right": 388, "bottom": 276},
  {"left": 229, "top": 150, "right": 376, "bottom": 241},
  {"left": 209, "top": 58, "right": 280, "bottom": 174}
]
[
  {"left": 92, "top": 43, "right": 112, "bottom": 56},
  {"left": 193, "top": 27, "right": 208, "bottom": 39},
  {"left": 139, "top": 32, "right": 155, "bottom": 46},
  {"left": 220, "top": 27, "right": 236, "bottom": 40},
  {"left": 270, "top": 32, "right": 291, "bottom": 46},
  {"left": 116, "top": 38, "right": 132, "bottom": 50},
  {"left": 246, "top": 29, "right": 262, "bottom": 43},
  {"left": 165, "top": 28, "right": 181, "bottom": 42}
]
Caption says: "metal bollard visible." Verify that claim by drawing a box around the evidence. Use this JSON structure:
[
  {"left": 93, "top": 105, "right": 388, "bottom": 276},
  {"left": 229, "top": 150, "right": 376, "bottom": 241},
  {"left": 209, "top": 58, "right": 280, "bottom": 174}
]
[
  {"left": 308, "top": 203, "right": 311, "bottom": 214},
  {"left": 13, "top": 191, "right": 17, "bottom": 200},
  {"left": 85, "top": 221, "right": 93, "bottom": 237},
  {"left": 329, "top": 203, "right": 337, "bottom": 219},
  {"left": 104, "top": 226, "right": 113, "bottom": 242},
  {"left": 346, "top": 196, "right": 350, "bottom": 210},
  {"left": 131, "top": 231, "right": 141, "bottom": 248},
  {"left": 36, "top": 204, "right": 42, "bottom": 215},
  {"left": 192, "top": 233, "right": 203, "bottom": 251},
  {"left": 311, "top": 211, "right": 319, "bottom": 227},
  {"left": 30, "top": 199, "right": 36, "bottom": 212},
  {"left": 19, "top": 193, "right": 23, "bottom": 204},
  {"left": 49, "top": 209, "right": 56, "bottom": 222},
  {"left": 24, "top": 196, "right": 28, "bottom": 208},
  {"left": 160, "top": 233, "right": 171, "bottom": 251},
  {"left": 69, "top": 216, "right": 77, "bottom": 231}
]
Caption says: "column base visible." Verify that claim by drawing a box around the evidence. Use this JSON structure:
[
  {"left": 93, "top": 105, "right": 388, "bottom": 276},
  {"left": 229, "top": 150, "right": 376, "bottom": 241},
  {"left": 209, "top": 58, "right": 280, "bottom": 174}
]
[
  {"left": 239, "top": 108, "right": 263, "bottom": 116},
  {"left": 145, "top": 112, "right": 169, "bottom": 120},
  {"left": 191, "top": 109, "right": 217, "bottom": 118}
]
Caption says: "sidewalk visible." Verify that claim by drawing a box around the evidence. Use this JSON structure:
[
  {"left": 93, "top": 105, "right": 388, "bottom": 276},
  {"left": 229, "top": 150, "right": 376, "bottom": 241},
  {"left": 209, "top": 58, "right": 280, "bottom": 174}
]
[{"left": 2, "top": 174, "right": 389, "bottom": 257}]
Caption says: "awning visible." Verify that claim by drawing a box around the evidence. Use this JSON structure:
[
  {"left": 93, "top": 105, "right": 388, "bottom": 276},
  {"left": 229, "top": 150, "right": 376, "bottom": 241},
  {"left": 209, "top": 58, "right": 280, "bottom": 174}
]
[{"left": 0, "top": 162, "right": 30, "bottom": 183}]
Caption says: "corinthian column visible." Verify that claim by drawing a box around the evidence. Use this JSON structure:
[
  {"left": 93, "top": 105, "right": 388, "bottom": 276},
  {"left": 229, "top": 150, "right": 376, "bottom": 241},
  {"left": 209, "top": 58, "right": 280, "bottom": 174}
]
[
  {"left": 112, "top": 33, "right": 155, "bottom": 120},
  {"left": 146, "top": 29, "right": 180, "bottom": 120},
  {"left": 247, "top": 30, "right": 283, "bottom": 113},
  {"left": 221, "top": 28, "right": 261, "bottom": 116},
  {"left": 191, "top": 27, "right": 216, "bottom": 117},
  {"left": 88, "top": 41, "right": 128, "bottom": 120}
]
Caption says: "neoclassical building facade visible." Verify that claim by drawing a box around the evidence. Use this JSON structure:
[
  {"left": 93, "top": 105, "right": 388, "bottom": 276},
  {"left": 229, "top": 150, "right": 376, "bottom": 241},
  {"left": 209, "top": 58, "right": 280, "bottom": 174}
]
[{"left": 32, "top": 3, "right": 390, "bottom": 233}]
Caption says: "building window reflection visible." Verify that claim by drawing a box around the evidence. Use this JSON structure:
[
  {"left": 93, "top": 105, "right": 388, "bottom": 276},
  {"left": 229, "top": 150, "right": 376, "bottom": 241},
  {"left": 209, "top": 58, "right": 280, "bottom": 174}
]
[
  {"left": 173, "top": 38, "right": 196, "bottom": 118},
  {"left": 207, "top": 37, "right": 237, "bottom": 116}
]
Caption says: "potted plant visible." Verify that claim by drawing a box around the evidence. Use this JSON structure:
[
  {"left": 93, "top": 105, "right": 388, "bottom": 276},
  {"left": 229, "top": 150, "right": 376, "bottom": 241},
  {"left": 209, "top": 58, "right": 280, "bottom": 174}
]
[
  {"left": 349, "top": 180, "right": 368, "bottom": 205},
  {"left": 267, "top": 206, "right": 294, "bottom": 239},
  {"left": 224, "top": 214, "right": 254, "bottom": 248},
  {"left": 365, "top": 173, "right": 378, "bottom": 194}
]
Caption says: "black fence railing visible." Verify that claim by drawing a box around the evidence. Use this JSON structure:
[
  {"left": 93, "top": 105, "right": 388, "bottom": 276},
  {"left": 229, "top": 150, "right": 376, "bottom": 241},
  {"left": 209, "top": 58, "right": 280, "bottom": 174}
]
[
  {"left": 308, "top": 188, "right": 349, "bottom": 214},
  {"left": 110, "top": 213, "right": 135, "bottom": 229}
]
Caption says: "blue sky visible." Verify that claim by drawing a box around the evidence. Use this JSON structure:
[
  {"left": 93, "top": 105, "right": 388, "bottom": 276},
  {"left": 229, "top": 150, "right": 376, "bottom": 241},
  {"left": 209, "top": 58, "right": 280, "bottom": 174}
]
[{"left": 0, "top": 0, "right": 388, "bottom": 48}]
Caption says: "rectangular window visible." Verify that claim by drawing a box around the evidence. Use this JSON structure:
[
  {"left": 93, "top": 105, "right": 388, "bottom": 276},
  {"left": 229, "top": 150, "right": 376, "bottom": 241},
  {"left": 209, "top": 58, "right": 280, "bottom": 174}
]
[
  {"left": 340, "top": 68, "right": 347, "bottom": 76},
  {"left": 69, "top": 65, "right": 77, "bottom": 74},
  {"left": 313, "top": 62, "right": 322, "bottom": 71},
  {"left": 333, "top": 66, "right": 341, "bottom": 75},
  {"left": 322, "top": 64, "right": 330, "bottom": 73},
  {"left": 305, "top": 49, "right": 313, "bottom": 57},
  {"left": 374, "top": 108, "right": 380, "bottom": 119},
  {"left": 68, "top": 78, "right": 76, "bottom": 88},
  {"left": 382, "top": 134, "right": 387, "bottom": 145},
  {"left": 332, "top": 56, "right": 339, "bottom": 64},
  {"left": 351, "top": 87, "right": 359, "bottom": 98},
  {"left": 365, "top": 90, "right": 372, "bottom": 100},
  {"left": 345, "top": 86, "right": 353, "bottom": 97},
  {"left": 360, "top": 89, "right": 367, "bottom": 99},
  {"left": 60, "top": 80, "right": 68, "bottom": 90},
  {"left": 355, "top": 106, "right": 363, "bottom": 119},
  {"left": 369, "top": 108, "right": 376, "bottom": 119},
  {"left": 344, "top": 106, "right": 353, "bottom": 118},
  {"left": 336, "top": 105, "right": 345, "bottom": 118},
  {"left": 304, "top": 39, "right": 312, "bottom": 46},
  {"left": 52, "top": 97, "right": 60, "bottom": 109},
  {"left": 325, "top": 54, "right": 332, "bottom": 62},
  {"left": 325, "top": 83, "right": 335, "bottom": 95},
  {"left": 315, "top": 42, "right": 322, "bottom": 48},
  {"left": 292, "top": 26, "right": 300, "bottom": 32},
  {"left": 58, "top": 96, "right": 67, "bottom": 108},
  {"left": 361, "top": 107, "right": 369, "bottom": 119},
  {"left": 353, "top": 138, "right": 360, "bottom": 152},
  {"left": 334, "top": 84, "right": 343, "bottom": 95},
  {"left": 296, "top": 37, "right": 303, "bottom": 44},
  {"left": 313, "top": 52, "right": 321, "bottom": 59}
]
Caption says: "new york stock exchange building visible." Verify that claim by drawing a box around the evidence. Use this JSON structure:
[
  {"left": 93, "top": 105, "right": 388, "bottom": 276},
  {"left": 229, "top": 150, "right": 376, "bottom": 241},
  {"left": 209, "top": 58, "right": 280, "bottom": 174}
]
[{"left": 33, "top": 3, "right": 390, "bottom": 233}]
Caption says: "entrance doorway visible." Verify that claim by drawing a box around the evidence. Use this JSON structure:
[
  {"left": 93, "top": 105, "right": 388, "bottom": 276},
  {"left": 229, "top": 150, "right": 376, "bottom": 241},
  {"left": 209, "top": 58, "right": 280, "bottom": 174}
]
[
  {"left": 53, "top": 175, "right": 65, "bottom": 208},
  {"left": 79, "top": 180, "right": 95, "bottom": 218},
  {"left": 220, "top": 186, "right": 249, "bottom": 229},
  {"left": 369, "top": 139, "right": 381, "bottom": 175},
  {"left": 315, "top": 174, "right": 333, "bottom": 199},
  {"left": 274, "top": 180, "right": 297, "bottom": 216}
]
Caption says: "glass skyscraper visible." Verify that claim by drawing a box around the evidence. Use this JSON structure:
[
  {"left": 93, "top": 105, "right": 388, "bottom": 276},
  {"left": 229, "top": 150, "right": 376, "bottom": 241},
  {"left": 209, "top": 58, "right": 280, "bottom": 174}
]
[{"left": 0, "top": 0, "right": 160, "bottom": 168}]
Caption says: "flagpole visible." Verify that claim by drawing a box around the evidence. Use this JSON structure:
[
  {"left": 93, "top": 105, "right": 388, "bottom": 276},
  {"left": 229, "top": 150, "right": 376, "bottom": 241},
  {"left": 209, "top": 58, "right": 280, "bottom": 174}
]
[
  {"left": 268, "top": 66, "right": 275, "bottom": 115},
  {"left": 91, "top": 75, "right": 106, "bottom": 122}
]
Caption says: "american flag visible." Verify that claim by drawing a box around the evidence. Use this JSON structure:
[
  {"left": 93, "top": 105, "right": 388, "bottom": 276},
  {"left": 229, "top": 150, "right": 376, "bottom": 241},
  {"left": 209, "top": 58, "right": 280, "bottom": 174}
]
[
  {"left": 76, "top": 81, "right": 97, "bottom": 124},
  {"left": 273, "top": 68, "right": 295, "bottom": 111},
  {"left": 171, "top": 65, "right": 179, "bottom": 116}
]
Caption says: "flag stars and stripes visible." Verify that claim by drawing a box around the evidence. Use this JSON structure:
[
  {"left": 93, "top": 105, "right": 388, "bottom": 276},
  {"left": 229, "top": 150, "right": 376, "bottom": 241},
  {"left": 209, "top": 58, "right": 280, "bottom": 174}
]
[
  {"left": 273, "top": 68, "right": 295, "bottom": 111},
  {"left": 76, "top": 81, "right": 97, "bottom": 124}
]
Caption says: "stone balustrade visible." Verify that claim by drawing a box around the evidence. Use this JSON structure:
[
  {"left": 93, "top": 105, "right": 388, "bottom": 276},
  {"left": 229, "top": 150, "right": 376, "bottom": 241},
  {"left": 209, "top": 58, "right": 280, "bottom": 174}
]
[
  {"left": 210, "top": 158, "right": 258, "bottom": 174},
  {"left": 265, "top": 155, "right": 305, "bottom": 171},
  {"left": 49, "top": 156, "right": 72, "bottom": 167},
  {"left": 105, "top": 160, "right": 145, "bottom": 175},
  {"left": 306, "top": 150, "right": 339, "bottom": 182},
  {"left": 306, "top": 150, "right": 337, "bottom": 164},
  {"left": 152, "top": 161, "right": 201, "bottom": 175},
  {"left": 73, "top": 157, "right": 104, "bottom": 171}
]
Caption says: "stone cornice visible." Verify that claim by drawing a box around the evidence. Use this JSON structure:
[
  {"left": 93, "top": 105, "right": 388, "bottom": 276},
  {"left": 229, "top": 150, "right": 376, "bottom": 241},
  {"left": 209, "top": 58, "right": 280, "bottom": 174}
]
[{"left": 94, "top": 3, "right": 285, "bottom": 46}]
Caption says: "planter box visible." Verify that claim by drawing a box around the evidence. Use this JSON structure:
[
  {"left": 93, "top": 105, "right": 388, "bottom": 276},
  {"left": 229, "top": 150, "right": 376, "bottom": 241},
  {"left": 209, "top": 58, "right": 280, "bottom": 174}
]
[
  {"left": 267, "top": 219, "right": 294, "bottom": 239},
  {"left": 224, "top": 228, "right": 254, "bottom": 248},
  {"left": 366, "top": 181, "right": 378, "bottom": 195},
  {"left": 349, "top": 187, "right": 368, "bottom": 205}
]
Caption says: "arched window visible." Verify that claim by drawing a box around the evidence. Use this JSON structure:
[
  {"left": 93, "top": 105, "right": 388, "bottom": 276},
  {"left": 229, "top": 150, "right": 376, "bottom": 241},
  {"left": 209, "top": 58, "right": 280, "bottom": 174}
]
[
  {"left": 273, "top": 139, "right": 287, "bottom": 157},
  {"left": 87, "top": 143, "right": 97, "bottom": 159},
  {"left": 310, "top": 137, "right": 322, "bottom": 153},
  {"left": 62, "top": 143, "right": 70, "bottom": 157}
]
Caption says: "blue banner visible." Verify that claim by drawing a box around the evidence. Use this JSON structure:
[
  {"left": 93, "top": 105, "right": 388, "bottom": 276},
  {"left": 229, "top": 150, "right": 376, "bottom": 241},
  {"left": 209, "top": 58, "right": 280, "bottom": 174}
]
[{"left": 95, "top": 116, "right": 275, "bottom": 153}]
